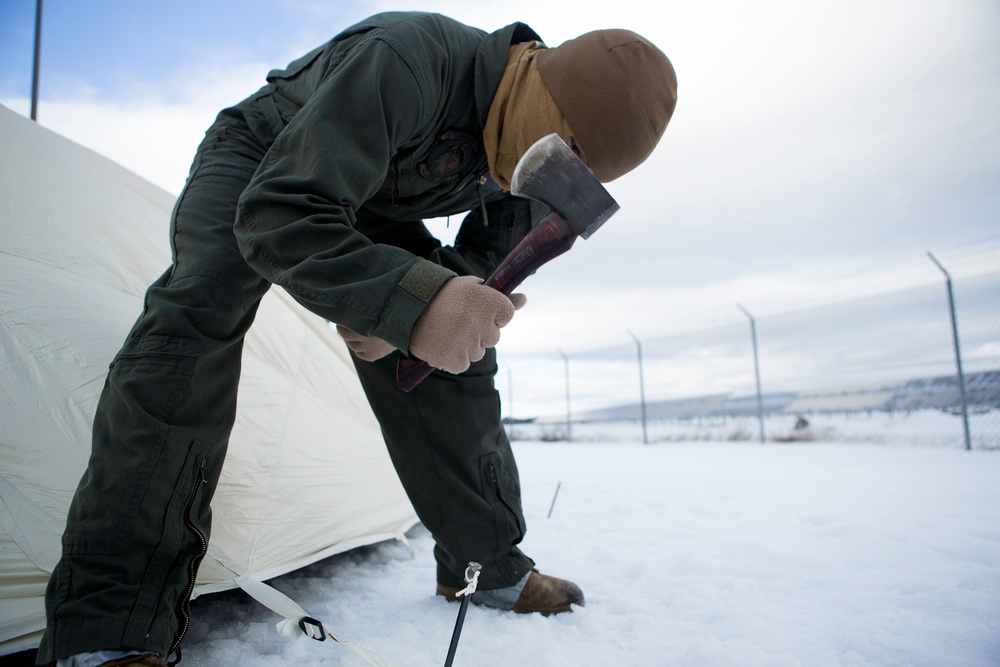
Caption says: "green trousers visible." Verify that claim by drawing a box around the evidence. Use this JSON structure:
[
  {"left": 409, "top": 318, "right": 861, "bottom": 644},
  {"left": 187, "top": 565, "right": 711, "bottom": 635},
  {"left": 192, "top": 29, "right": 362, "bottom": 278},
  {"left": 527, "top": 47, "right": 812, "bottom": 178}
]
[{"left": 38, "top": 111, "right": 532, "bottom": 663}]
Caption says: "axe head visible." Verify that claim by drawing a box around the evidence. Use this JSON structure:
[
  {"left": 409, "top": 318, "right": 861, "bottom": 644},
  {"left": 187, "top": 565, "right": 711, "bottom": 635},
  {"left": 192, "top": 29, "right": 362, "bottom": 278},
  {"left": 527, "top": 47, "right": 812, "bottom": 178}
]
[{"left": 510, "top": 133, "right": 620, "bottom": 239}]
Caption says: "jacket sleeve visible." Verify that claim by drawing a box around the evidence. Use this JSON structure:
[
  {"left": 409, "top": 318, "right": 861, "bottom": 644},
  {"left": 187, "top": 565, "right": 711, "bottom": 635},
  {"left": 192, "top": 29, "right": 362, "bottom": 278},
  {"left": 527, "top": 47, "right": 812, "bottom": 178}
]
[{"left": 234, "top": 39, "right": 456, "bottom": 353}]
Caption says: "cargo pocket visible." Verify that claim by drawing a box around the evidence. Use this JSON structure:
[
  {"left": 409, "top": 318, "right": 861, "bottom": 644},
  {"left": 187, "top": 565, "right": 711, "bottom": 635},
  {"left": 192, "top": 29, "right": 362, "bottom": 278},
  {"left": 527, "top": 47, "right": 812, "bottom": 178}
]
[
  {"left": 480, "top": 450, "right": 527, "bottom": 552},
  {"left": 110, "top": 334, "right": 202, "bottom": 422},
  {"left": 60, "top": 335, "right": 203, "bottom": 555}
]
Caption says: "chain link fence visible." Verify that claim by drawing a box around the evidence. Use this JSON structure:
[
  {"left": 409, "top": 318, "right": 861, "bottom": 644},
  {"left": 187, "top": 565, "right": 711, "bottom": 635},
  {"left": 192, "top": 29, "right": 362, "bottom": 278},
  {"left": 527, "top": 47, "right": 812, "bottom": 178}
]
[{"left": 498, "top": 242, "right": 1000, "bottom": 449}]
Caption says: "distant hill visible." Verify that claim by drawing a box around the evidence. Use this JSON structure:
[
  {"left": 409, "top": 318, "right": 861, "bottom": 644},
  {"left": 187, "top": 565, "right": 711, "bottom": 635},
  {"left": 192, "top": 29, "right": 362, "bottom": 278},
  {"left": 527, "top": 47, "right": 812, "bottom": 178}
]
[{"left": 537, "top": 369, "right": 1000, "bottom": 423}]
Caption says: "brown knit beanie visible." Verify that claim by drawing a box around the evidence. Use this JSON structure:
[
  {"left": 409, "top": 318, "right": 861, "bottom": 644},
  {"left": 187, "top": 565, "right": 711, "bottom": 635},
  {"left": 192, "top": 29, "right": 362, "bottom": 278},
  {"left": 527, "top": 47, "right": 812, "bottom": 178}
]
[{"left": 536, "top": 29, "right": 677, "bottom": 183}]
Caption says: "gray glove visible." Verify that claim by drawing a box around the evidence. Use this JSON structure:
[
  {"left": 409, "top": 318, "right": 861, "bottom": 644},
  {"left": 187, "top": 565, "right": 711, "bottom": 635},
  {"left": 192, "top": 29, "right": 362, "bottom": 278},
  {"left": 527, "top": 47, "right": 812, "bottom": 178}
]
[
  {"left": 336, "top": 325, "right": 396, "bottom": 362},
  {"left": 410, "top": 275, "right": 526, "bottom": 374}
]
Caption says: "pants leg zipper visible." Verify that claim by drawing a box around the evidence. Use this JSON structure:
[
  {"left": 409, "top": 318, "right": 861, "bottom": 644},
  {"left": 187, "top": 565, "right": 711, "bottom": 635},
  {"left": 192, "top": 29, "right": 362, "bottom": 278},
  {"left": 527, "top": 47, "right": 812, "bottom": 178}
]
[{"left": 168, "top": 459, "right": 208, "bottom": 664}]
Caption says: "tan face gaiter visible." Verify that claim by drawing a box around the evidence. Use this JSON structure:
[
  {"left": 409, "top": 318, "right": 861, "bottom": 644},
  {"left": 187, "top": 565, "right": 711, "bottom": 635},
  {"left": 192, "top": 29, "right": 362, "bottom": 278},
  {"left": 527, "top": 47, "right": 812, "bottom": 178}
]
[{"left": 483, "top": 41, "right": 575, "bottom": 191}]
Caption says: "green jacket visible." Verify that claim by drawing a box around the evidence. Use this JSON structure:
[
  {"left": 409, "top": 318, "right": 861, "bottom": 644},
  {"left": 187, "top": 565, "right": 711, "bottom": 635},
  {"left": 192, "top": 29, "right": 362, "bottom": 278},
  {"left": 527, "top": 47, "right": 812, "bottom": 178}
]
[{"left": 233, "top": 12, "right": 548, "bottom": 354}]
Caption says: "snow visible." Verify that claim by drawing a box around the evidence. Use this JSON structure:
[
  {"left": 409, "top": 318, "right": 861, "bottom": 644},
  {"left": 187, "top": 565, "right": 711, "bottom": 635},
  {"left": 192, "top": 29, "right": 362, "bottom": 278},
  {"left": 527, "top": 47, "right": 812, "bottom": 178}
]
[{"left": 177, "top": 439, "right": 1000, "bottom": 666}]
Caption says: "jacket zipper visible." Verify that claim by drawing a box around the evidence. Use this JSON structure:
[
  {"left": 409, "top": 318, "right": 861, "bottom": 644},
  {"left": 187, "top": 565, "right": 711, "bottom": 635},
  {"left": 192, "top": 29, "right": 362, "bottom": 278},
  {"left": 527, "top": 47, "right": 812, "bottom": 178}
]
[
  {"left": 476, "top": 172, "right": 489, "bottom": 226},
  {"left": 168, "top": 459, "right": 208, "bottom": 663}
]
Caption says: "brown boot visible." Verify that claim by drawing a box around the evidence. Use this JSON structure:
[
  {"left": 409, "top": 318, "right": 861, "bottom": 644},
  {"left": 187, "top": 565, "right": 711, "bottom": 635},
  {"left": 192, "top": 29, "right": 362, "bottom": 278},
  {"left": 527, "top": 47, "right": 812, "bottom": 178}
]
[{"left": 437, "top": 569, "right": 584, "bottom": 616}]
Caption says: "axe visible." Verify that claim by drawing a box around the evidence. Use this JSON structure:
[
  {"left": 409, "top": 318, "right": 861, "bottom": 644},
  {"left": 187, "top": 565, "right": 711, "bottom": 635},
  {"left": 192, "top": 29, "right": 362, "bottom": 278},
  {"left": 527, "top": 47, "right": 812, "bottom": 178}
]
[{"left": 396, "top": 133, "right": 620, "bottom": 392}]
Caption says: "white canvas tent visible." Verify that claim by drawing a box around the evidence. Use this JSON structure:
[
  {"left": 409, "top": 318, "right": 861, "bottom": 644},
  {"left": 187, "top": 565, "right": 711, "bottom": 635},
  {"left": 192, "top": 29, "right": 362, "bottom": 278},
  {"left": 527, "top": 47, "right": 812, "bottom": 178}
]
[{"left": 0, "top": 104, "right": 418, "bottom": 655}]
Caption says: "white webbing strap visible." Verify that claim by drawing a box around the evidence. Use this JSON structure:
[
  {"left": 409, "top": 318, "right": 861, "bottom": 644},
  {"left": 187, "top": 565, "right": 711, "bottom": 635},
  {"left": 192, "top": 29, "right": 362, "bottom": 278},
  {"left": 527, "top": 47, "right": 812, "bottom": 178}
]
[
  {"left": 395, "top": 530, "right": 417, "bottom": 559},
  {"left": 235, "top": 575, "right": 396, "bottom": 667}
]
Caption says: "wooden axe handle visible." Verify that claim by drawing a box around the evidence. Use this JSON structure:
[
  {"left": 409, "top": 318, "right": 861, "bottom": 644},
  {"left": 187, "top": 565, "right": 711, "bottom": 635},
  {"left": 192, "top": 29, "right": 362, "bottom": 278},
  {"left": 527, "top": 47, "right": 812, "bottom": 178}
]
[{"left": 396, "top": 212, "right": 577, "bottom": 392}]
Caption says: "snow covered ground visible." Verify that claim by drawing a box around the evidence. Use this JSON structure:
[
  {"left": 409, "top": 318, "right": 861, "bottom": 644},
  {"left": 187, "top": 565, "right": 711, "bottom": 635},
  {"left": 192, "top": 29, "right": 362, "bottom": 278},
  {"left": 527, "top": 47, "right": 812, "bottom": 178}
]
[{"left": 180, "top": 441, "right": 1000, "bottom": 667}]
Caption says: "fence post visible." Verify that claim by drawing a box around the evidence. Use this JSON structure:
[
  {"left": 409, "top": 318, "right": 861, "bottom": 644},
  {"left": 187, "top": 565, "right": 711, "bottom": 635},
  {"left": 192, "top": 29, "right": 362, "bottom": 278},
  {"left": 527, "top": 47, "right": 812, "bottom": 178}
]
[
  {"left": 31, "top": 0, "right": 43, "bottom": 121},
  {"left": 737, "top": 304, "right": 766, "bottom": 444},
  {"left": 927, "top": 252, "right": 972, "bottom": 451},
  {"left": 628, "top": 330, "right": 649, "bottom": 444},
  {"left": 557, "top": 349, "right": 572, "bottom": 442}
]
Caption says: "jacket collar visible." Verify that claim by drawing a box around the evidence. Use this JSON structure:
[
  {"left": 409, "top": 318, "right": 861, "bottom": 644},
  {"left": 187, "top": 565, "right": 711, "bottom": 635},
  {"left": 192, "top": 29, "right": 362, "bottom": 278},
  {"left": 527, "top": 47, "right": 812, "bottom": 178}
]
[{"left": 474, "top": 22, "right": 543, "bottom": 129}]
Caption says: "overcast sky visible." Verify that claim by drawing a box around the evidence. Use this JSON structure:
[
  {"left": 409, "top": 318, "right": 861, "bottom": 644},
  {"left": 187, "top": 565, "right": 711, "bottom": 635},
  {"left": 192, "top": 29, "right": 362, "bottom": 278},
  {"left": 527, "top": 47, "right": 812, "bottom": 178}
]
[{"left": 2, "top": 0, "right": 999, "bottom": 360}]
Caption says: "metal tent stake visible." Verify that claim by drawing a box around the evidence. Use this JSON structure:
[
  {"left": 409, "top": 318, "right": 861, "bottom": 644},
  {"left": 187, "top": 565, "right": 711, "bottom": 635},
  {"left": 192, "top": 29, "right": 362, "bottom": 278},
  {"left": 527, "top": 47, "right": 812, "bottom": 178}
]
[
  {"left": 547, "top": 481, "right": 562, "bottom": 519},
  {"left": 444, "top": 562, "right": 481, "bottom": 667}
]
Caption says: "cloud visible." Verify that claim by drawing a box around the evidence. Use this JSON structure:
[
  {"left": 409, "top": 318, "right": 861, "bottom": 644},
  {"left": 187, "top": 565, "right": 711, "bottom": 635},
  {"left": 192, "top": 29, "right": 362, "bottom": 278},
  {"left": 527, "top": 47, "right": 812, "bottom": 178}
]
[
  {"left": 4, "top": 0, "right": 997, "bottom": 374},
  {"left": 4, "top": 53, "right": 283, "bottom": 195}
]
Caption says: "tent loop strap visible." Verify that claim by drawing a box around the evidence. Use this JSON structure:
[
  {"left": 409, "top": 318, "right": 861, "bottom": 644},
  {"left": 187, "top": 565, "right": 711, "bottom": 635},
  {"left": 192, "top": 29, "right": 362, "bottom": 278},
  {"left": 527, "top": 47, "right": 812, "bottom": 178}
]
[
  {"left": 298, "top": 616, "right": 326, "bottom": 641},
  {"left": 236, "top": 575, "right": 396, "bottom": 667}
]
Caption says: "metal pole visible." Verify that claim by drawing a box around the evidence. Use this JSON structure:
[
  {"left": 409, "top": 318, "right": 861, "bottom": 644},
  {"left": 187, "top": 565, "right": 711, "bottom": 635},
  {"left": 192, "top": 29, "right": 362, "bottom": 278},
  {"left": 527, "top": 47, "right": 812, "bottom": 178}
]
[
  {"left": 31, "top": 0, "right": 43, "bottom": 121},
  {"left": 737, "top": 304, "right": 766, "bottom": 444},
  {"left": 628, "top": 330, "right": 649, "bottom": 444},
  {"left": 443, "top": 562, "right": 481, "bottom": 667},
  {"left": 557, "top": 349, "right": 571, "bottom": 442},
  {"left": 927, "top": 252, "right": 972, "bottom": 451}
]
